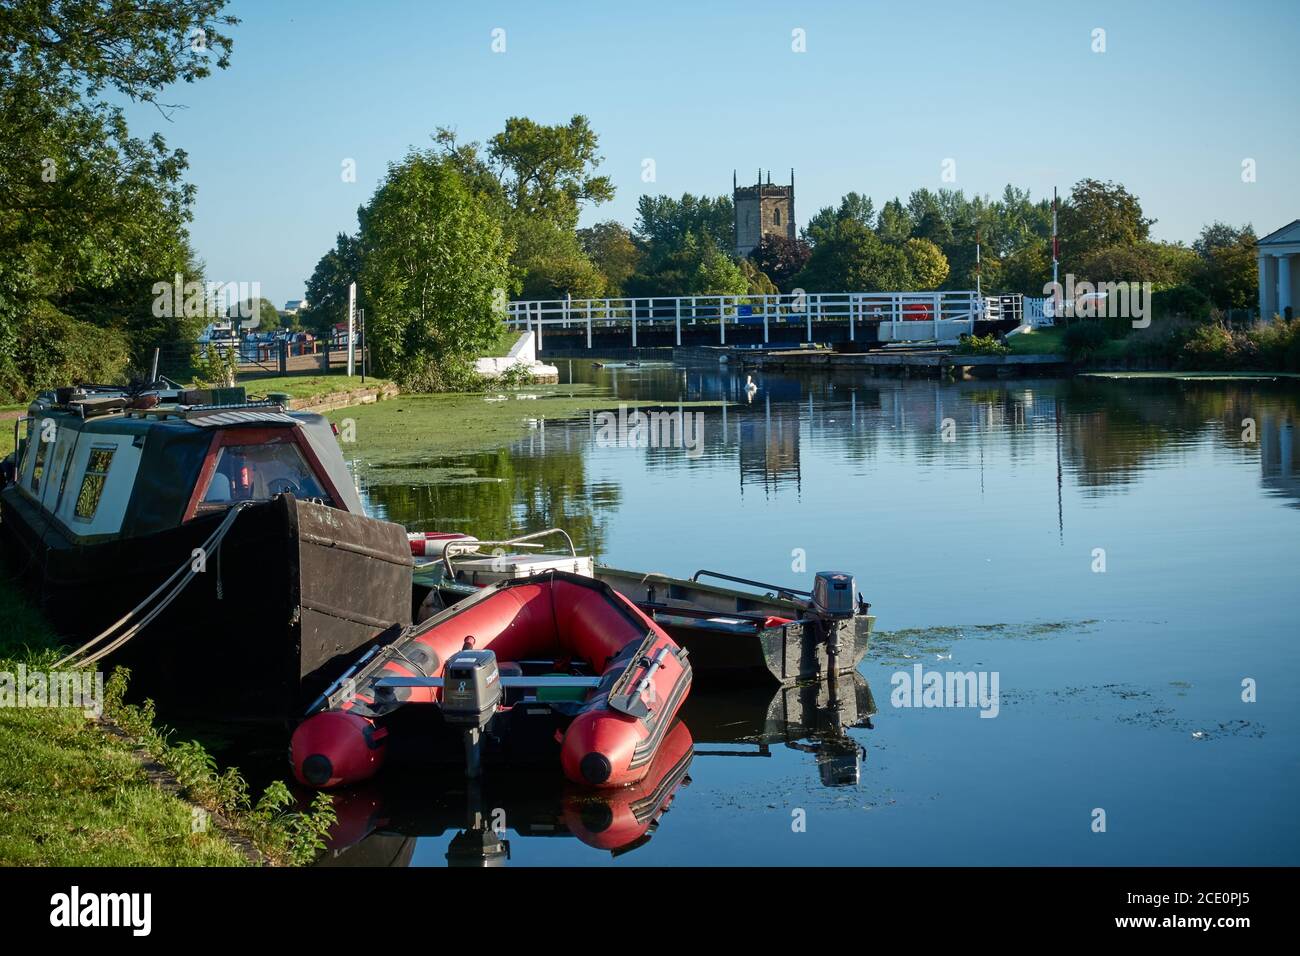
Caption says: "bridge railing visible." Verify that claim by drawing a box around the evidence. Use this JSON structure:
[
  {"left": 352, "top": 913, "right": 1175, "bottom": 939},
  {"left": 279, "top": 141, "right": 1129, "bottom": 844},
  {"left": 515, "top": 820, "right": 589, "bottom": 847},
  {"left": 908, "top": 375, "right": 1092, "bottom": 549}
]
[{"left": 505, "top": 291, "right": 1003, "bottom": 347}]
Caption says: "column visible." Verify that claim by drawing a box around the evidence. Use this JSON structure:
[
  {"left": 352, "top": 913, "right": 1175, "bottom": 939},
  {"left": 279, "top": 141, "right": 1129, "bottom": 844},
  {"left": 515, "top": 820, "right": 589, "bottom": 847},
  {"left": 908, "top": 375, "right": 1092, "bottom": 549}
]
[
  {"left": 1278, "top": 254, "right": 1293, "bottom": 319},
  {"left": 1259, "top": 254, "right": 1279, "bottom": 319}
]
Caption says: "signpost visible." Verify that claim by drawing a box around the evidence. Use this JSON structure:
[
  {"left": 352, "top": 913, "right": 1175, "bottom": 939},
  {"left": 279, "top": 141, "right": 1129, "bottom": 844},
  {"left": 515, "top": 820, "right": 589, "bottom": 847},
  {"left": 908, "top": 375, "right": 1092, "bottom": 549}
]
[{"left": 347, "top": 282, "right": 356, "bottom": 377}]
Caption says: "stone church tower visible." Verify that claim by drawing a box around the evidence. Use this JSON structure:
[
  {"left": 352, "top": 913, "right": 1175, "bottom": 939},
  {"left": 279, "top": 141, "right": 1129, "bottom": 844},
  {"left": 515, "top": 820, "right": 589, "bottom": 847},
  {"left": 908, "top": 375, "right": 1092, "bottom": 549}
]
[{"left": 734, "top": 169, "right": 795, "bottom": 257}]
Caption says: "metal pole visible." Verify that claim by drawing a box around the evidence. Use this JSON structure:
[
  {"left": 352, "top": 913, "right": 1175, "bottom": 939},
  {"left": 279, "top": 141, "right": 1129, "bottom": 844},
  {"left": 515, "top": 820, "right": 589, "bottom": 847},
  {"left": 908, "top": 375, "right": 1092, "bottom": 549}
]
[
  {"left": 675, "top": 298, "right": 681, "bottom": 346},
  {"left": 586, "top": 300, "right": 592, "bottom": 350},
  {"left": 149, "top": 347, "right": 160, "bottom": 384}
]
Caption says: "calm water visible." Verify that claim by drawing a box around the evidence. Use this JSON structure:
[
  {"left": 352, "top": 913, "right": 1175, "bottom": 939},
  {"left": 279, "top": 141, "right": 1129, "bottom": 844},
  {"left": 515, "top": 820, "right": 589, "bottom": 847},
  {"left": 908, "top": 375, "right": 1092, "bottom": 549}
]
[{"left": 325, "top": 364, "right": 1300, "bottom": 866}]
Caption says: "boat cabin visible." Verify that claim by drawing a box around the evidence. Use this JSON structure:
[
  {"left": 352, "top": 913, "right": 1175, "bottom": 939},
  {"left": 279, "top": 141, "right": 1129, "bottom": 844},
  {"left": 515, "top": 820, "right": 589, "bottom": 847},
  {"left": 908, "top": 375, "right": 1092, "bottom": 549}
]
[{"left": 4, "top": 384, "right": 362, "bottom": 546}]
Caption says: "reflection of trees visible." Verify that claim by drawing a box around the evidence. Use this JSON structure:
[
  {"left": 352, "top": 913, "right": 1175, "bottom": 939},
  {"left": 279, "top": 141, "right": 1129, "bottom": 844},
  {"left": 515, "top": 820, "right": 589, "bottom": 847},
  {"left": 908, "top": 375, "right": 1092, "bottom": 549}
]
[
  {"left": 1059, "top": 379, "right": 1300, "bottom": 501},
  {"left": 360, "top": 443, "right": 619, "bottom": 558}
]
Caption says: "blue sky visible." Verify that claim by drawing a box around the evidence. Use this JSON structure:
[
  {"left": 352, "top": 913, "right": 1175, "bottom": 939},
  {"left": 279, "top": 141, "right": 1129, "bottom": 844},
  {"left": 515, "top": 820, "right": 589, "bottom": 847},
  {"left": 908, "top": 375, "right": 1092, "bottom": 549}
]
[{"left": 125, "top": 0, "right": 1300, "bottom": 306}]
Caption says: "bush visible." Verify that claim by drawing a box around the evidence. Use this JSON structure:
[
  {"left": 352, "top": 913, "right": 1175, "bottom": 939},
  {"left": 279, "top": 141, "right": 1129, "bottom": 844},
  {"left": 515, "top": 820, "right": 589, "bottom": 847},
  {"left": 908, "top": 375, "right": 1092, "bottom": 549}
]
[
  {"left": 1247, "top": 317, "right": 1300, "bottom": 372},
  {"left": 1177, "top": 323, "right": 1238, "bottom": 370},
  {"left": 1062, "top": 321, "right": 1110, "bottom": 360},
  {"left": 954, "top": 333, "right": 1010, "bottom": 356},
  {"left": 1152, "top": 285, "right": 1212, "bottom": 323},
  {"left": 0, "top": 304, "right": 130, "bottom": 401}
]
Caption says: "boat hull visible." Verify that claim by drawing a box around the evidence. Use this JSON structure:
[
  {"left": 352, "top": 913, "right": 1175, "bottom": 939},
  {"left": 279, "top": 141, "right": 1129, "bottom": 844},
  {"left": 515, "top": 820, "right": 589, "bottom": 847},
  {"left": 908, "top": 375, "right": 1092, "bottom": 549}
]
[{"left": 0, "top": 490, "right": 412, "bottom": 724}]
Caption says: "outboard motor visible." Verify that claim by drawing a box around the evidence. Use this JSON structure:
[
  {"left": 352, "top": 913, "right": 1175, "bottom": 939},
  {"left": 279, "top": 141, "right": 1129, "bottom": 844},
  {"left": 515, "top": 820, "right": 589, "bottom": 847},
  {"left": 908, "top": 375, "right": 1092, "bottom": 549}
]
[
  {"left": 811, "top": 571, "right": 858, "bottom": 668},
  {"left": 441, "top": 649, "right": 502, "bottom": 778}
]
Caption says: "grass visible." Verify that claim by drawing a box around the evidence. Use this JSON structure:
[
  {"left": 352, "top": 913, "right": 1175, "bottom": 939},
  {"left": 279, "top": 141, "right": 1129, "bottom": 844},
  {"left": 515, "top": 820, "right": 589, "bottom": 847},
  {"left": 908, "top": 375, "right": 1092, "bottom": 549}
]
[
  {"left": 238, "top": 373, "right": 392, "bottom": 403},
  {"left": 332, "top": 384, "right": 725, "bottom": 466},
  {"left": 0, "top": 572, "right": 336, "bottom": 866},
  {"left": 485, "top": 327, "right": 525, "bottom": 358},
  {"left": 0, "top": 578, "right": 252, "bottom": 865},
  {"left": 1006, "top": 326, "right": 1066, "bottom": 355}
]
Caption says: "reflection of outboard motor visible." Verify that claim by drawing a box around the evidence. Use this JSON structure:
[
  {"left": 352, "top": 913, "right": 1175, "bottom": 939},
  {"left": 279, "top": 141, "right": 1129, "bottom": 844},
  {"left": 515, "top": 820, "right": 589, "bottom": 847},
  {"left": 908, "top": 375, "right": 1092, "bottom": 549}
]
[{"left": 445, "top": 778, "right": 510, "bottom": 867}]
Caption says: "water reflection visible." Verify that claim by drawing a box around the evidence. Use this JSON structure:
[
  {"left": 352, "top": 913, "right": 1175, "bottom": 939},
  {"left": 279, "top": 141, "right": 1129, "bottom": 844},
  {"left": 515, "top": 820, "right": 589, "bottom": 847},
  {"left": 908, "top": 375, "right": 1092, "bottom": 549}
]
[
  {"left": 337, "top": 367, "right": 1300, "bottom": 865},
  {"left": 318, "top": 674, "right": 875, "bottom": 867}
]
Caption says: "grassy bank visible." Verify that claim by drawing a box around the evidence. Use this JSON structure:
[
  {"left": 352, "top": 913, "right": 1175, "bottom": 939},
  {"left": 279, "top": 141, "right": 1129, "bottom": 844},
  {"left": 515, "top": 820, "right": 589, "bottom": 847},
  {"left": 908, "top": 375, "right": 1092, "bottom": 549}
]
[
  {"left": 239, "top": 373, "right": 393, "bottom": 402},
  {"left": 0, "top": 574, "right": 335, "bottom": 866},
  {"left": 1005, "top": 317, "right": 1300, "bottom": 373}
]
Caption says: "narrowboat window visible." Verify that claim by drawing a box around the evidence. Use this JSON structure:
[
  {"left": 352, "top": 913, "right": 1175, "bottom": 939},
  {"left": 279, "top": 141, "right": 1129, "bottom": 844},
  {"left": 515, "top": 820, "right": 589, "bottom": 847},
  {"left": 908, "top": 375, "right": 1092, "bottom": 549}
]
[
  {"left": 73, "top": 446, "right": 116, "bottom": 521},
  {"left": 31, "top": 430, "right": 50, "bottom": 493},
  {"left": 198, "top": 442, "right": 333, "bottom": 510}
]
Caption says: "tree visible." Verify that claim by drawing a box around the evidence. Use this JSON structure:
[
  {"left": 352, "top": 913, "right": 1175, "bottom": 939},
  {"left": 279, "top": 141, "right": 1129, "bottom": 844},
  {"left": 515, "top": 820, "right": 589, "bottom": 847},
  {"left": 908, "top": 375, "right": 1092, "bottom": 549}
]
[
  {"left": 231, "top": 297, "right": 281, "bottom": 332},
  {"left": 625, "top": 233, "right": 746, "bottom": 297},
  {"left": 803, "top": 192, "right": 875, "bottom": 246},
  {"left": 486, "top": 115, "right": 614, "bottom": 231},
  {"left": 751, "top": 234, "right": 812, "bottom": 292},
  {"left": 1059, "top": 179, "right": 1153, "bottom": 265},
  {"left": 359, "top": 152, "right": 513, "bottom": 390},
  {"left": 796, "top": 219, "right": 910, "bottom": 292},
  {"left": 303, "top": 232, "right": 363, "bottom": 336},
  {"left": 904, "top": 238, "right": 950, "bottom": 290},
  {"left": 0, "top": 0, "right": 237, "bottom": 398},
  {"left": 578, "top": 221, "right": 642, "bottom": 296},
  {"left": 511, "top": 216, "right": 605, "bottom": 300},
  {"left": 1192, "top": 223, "right": 1258, "bottom": 310},
  {"left": 634, "top": 194, "right": 734, "bottom": 261},
  {"left": 875, "top": 199, "right": 913, "bottom": 245}
]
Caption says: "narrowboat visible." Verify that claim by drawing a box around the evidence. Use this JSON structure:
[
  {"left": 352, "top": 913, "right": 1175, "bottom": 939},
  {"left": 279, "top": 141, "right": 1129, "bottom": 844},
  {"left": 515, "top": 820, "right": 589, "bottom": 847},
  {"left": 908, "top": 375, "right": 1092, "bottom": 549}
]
[
  {"left": 409, "top": 529, "right": 874, "bottom": 686},
  {"left": 0, "top": 383, "right": 412, "bottom": 722}
]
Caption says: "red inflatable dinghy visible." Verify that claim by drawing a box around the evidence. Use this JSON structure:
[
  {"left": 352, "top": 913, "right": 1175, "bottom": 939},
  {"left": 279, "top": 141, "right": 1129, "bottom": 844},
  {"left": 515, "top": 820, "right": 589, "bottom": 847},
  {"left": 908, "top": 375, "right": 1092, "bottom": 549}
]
[{"left": 291, "top": 571, "right": 692, "bottom": 790}]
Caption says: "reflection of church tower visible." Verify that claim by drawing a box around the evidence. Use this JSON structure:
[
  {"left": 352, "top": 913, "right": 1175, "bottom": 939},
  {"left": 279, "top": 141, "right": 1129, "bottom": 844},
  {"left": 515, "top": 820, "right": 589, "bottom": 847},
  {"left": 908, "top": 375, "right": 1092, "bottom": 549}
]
[
  {"left": 734, "top": 169, "right": 795, "bottom": 257},
  {"left": 739, "top": 396, "right": 801, "bottom": 496}
]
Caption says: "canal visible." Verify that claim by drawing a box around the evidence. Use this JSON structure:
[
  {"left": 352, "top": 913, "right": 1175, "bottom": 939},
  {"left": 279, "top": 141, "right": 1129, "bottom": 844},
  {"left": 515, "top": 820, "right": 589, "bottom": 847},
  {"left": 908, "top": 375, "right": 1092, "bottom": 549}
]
[{"left": 323, "top": 364, "right": 1300, "bottom": 866}]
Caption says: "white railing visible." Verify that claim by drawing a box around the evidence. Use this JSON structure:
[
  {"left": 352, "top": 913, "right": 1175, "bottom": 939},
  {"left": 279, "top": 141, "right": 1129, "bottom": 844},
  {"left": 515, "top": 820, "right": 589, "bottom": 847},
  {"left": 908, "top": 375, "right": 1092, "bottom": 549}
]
[{"left": 505, "top": 291, "right": 1003, "bottom": 347}]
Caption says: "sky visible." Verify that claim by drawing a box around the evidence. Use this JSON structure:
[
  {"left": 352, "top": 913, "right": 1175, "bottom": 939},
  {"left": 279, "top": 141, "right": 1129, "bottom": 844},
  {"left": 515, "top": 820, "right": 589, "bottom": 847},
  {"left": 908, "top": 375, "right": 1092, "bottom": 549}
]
[{"left": 124, "top": 0, "right": 1300, "bottom": 307}]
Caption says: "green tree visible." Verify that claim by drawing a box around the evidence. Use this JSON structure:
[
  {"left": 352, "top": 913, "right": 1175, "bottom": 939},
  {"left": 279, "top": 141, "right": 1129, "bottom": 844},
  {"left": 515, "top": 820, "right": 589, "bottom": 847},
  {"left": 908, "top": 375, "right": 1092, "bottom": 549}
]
[
  {"left": 796, "top": 219, "right": 910, "bottom": 292},
  {"left": 1059, "top": 179, "right": 1153, "bottom": 265},
  {"left": 1192, "top": 223, "right": 1258, "bottom": 311},
  {"left": 486, "top": 115, "right": 614, "bottom": 230},
  {"left": 577, "top": 221, "right": 642, "bottom": 296},
  {"left": 904, "top": 238, "right": 950, "bottom": 290},
  {"left": 803, "top": 192, "right": 874, "bottom": 246},
  {"left": 231, "top": 297, "right": 281, "bottom": 332},
  {"left": 875, "top": 199, "right": 913, "bottom": 245},
  {"left": 634, "top": 194, "right": 734, "bottom": 262},
  {"left": 0, "top": 0, "right": 236, "bottom": 398},
  {"left": 359, "top": 152, "right": 513, "bottom": 390},
  {"left": 303, "top": 232, "right": 363, "bottom": 336},
  {"left": 512, "top": 217, "right": 605, "bottom": 300}
]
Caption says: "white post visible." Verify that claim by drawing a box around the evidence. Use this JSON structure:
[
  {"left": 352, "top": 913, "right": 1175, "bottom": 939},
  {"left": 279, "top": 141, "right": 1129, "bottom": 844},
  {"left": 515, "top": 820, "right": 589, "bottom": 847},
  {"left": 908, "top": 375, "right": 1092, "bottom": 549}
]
[
  {"left": 675, "top": 298, "right": 682, "bottom": 346},
  {"left": 346, "top": 282, "right": 356, "bottom": 376},
  {"left": 534, "top": 302, "right": 543, "bottom": 351},
  {"left": 763, "top": 298, "right": 769, "bottom": 344},
  {"left": 720, "top": 298, "right": 727, "bottom": 344},
  {"left": 632, "top": 300, "right": 638, "bottom": 348},
  {"left": 806, "top": 294, "right": 813, "bottom": 341},
  {"left": 586, "top": 300, "right": 593, "bottom": 349}
]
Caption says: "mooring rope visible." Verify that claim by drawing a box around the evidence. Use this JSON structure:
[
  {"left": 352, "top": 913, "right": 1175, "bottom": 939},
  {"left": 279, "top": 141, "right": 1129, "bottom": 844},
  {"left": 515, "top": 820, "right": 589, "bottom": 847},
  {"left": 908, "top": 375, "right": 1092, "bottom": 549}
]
[{"left": 54, "top": 501, "right": 253, "bottom": 669}]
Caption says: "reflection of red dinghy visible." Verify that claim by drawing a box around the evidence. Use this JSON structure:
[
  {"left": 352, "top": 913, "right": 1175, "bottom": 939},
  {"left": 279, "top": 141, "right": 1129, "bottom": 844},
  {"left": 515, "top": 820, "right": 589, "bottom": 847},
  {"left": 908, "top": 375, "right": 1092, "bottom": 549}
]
[{"left": 292, "top": 571, "right": 692, "bottom": 790}]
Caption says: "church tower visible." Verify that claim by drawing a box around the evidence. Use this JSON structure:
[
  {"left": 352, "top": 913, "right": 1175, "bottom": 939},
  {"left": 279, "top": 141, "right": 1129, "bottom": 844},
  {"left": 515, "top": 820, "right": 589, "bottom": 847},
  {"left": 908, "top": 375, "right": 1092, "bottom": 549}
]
[{"left": 734, "top": 169, "right": 795, "bottom": 257}]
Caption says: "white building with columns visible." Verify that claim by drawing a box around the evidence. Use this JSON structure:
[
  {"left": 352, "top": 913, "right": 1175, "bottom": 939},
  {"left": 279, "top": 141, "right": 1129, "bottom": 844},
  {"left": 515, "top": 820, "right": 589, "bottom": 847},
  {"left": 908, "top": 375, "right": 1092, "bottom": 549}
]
[{"left": 1258, "top": 219, "right": 1300, "bottom": 320}]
